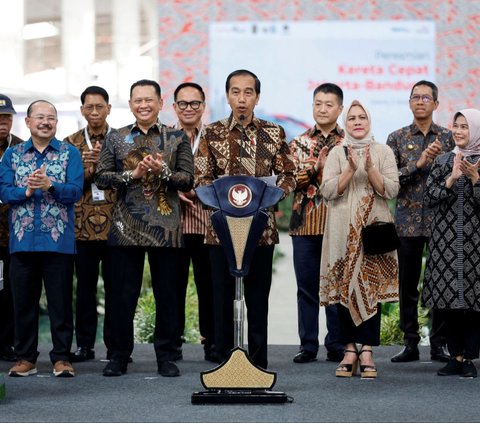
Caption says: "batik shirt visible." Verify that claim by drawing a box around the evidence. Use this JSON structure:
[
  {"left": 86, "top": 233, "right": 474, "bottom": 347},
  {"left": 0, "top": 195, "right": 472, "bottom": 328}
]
[
  {"left": 195, "top": 114, "right": 296, "bottom": 246},
  {"left": 0, "top": 133, "right": 23, "bottom": 248},
  {"left": 0, "top": 138, "right": 83, "bottom": 254},
  {"left": 64, "top": 126, "right": 116, "bottom": 241},
  {"left": 386, "top": 122, "right": 454, "bottom": 237},
  {"left": 94, "top": 121, "right": 194, "bottom": 248},
  {"left": 289, "top": 125, "right": 344, "bottom": 236}
]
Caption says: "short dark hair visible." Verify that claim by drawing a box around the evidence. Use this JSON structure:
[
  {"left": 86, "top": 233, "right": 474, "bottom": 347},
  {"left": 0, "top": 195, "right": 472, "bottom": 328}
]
[
  {"left": 26, "top": 100, "right": 57, "bottom": 117},
  {"left": 80, "top": 86, "right": 109, "bottom": 104},
  {"left": 225, "top": 69, "right": 261, "bottom": 94},
  {"left": 174, "top": 82, "right": 205, "bottom": 102},
  {"left": 130, "top": 79, "right": 161, "bottom": 98},
  {"left": 410, "top": 80, "right": 439, "bottom": 101},
  {"left": 313, "top": 83, "right": 344, "bottom": 105}
]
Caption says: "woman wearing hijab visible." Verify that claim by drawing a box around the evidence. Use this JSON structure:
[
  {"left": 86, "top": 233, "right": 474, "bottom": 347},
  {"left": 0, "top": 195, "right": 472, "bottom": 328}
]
[
  {"left": 423, "top": 108, "right": 480, "bottom": 378},
  {"left": 320, "top": 100, "right": 400, "bottom": 378}
]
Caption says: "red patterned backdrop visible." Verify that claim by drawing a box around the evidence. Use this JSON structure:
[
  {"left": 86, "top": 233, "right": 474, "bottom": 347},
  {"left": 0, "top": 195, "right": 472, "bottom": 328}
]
[{"left": 156, "top": 0, "right": 479, "bottom": 130}]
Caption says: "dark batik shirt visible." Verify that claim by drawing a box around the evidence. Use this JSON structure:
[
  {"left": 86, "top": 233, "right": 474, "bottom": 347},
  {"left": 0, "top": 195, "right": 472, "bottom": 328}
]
[
  {"left": 288, "top": 125, "right": 344, "bottom": 236},
  {"left": 386, "top": 122, "right": 454, "bottom": 237},
  {"left": 195, "top": 114, "right": 296, "bottom": 246},
  {"left": 0, "top": 133, "right": 23, "bottom": 248},
  {"left": 64, "top": 126, "right": 116, "bottom": 241},
  {"left": 94, "top": 121, "right": 194, "bottom": 248}
]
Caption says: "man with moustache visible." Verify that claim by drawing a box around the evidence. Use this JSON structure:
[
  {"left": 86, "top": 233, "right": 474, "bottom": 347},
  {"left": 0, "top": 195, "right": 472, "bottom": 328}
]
[
  {"left": 0, "top": 100, "right": 83, "bottom": 377},
  {"left": 171, "top": 82, "right": 215, "bottom": 362},
  {"left": 95, "top": 79, "right": 194, "bottom": 377},
  {"left": 0, "top": 94, "right": 23, "bottom": 363},
  {"left": 387, "top": 80, "right": 454, "bottom": 363},
  {"left": 289, "top": 83, "right": 345, "bottom": 364},
  {"left": 64, "top": 86, "right": 116, "bottom": 363},
  {"left": 196, "top": 69, "right": 296, "bottom": 369}
]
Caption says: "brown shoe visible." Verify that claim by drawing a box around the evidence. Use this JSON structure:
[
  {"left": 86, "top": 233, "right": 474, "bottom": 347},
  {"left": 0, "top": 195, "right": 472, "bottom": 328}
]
[
  {"left": 53, "top": 361, "right": 75, "bottom": 377},
  {"left": 9, "top": 360, "right": 37, "bottom": 377}
]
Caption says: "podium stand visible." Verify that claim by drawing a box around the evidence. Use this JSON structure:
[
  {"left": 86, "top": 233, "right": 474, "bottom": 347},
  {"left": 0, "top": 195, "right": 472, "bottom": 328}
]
[{"left": 191, "top": 175, "right": 289, "bottom": 404}]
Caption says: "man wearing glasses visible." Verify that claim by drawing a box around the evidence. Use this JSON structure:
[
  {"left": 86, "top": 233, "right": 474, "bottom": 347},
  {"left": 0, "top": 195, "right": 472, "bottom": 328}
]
[
  {"left": 387, "top": 80, "right": 454, "bottom": 363},
  {"left": 64, "top": 86, "right": 116, "bottom": 363},
  {"left": 171, "top": 83, "right": 215, "bottom": 363},
  {"left": 0, "top": 100, "right": 83, "bottom": 377}
]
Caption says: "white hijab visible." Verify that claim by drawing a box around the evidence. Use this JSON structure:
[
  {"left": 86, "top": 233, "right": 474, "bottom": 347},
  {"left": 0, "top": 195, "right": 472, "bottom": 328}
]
[
  {"left": 342, "top": 100, "right": 375, "bottom": 149},
  {"left": 452, "top": 108, "right": 480, "bottom": 157}
]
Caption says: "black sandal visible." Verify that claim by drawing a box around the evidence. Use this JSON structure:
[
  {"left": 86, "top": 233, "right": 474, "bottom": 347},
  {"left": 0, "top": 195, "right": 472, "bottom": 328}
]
[
  {"left": 335, "top": 349, "right": 358, "bottom": 377},
  {"left": 358, "top": 349, "right": 377, "bottom": 378}
]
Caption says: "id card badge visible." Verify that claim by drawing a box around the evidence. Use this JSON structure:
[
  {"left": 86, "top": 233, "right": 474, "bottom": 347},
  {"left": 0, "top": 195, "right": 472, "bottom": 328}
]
[{"left": 91, "top": 183, "right": 105, "bottom": 202}]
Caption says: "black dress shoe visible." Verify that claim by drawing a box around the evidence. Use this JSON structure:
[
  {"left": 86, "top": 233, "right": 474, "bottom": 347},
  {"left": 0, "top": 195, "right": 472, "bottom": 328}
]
[
  {"left": 430, "top": 345, "right": 450, "bottom": 362},
  {"left": 437, "top": 358, "right": 462, "bottom": 376},
  {"left": 391, "top": 345, "right": 419, "bottom": 363},
  {"left": 293, "top": 350, "right": 317, "bottom": 363},
  {"left": 70, "top": 347, "right": 95, "bottom": 363},
  {"left": 326, "top": 350, "right": 345, "bottom": 363},
  {"left": 103, "top": 360, "right": 127, "bottom": 377},
  {"left": 158, "top": 361, "right": 180, "bottom": 377},
  {"left": 0, "top": 346, "right": 17, "bottom": 362}
]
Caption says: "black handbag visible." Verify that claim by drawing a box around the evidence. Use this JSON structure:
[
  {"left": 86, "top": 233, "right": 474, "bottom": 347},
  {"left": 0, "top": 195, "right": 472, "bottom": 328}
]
[{"left": 361, "top": 221, "right": 400, "bottom": 255}]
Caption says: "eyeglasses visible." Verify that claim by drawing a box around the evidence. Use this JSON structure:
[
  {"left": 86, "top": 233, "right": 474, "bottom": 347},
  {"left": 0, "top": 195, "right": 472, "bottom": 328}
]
[
  {"left": 30, "top": 115, "right": 57, "bottom": 123},
  {"left": 176, "top": 101, "right": 203, "bottom": 111},
  {"left": 409, "top": 94, "right": 434, "bottom": 104},
  {"left": 83, "top": 104, "right": 106, "bottom": 112}
]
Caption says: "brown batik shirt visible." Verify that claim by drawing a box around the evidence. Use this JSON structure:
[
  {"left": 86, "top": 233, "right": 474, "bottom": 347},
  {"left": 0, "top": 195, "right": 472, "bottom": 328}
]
[
  {"left": 0, "top": 133, "right": 23, "bottom": 248},
  {"left": 64, "top": 126, "right": 116, "bottom": 241},
  {"left": 195, "top": 114, "right": 296, "bottom": 246},
  {"left": 288, "top": 125, "right": 344, "bottom": 236}
]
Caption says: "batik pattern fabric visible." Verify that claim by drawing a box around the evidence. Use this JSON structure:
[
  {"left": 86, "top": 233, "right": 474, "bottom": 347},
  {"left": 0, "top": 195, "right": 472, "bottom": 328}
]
[
  {"left": 319, "top": 143, "right": 400, "bottom": 326},
  {"left": 288, "top": 125, "right": 344, "bottom": 236},
  {"left": 422, "top": 152, "right": 480, "bottom": 311},
  {"left": 195, "top": 114, "right": 296, "bottom": 246},
  {"left": 386, "top": 122, "right": 454, "bottom": 237},
  {"left": 94, "top": 122, "right": 194, "bottom": 248},
  {"left": 0, "top": 138, "right": 83, "bottom": 254},
  {"left": 64, "top": 127, "right": 116, "bottom": 241},
  {"left": 0, "top": 134, "right": 23, "bottom": 248}
]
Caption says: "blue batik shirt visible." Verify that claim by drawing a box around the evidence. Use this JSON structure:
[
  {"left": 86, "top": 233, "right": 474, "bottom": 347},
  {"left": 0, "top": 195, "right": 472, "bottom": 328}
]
[{"left": 0, "top": 138, "right": 83, "bottom": 254}]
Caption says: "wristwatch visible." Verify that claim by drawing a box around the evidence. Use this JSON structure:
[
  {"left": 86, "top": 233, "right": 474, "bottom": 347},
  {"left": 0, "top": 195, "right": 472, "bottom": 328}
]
[{"left": 48, "top": 184, "right": 55, "bottom": 193}]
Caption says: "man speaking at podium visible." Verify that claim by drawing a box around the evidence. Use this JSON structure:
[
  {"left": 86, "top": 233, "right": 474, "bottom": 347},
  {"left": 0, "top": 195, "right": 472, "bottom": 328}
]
[{"left": 196, "top": 69, "right": 296, "bottom": 369}]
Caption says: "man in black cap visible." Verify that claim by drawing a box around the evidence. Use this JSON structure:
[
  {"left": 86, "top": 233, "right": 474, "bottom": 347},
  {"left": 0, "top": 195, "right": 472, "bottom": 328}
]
[{"left": 0, "top": 94, "right": 23, "bottom": 362}]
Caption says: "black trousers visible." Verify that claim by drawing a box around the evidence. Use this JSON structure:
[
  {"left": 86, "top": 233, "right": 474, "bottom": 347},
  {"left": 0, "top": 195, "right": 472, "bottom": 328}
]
[
  {"left": 74, "top": 240, "right": 113, "bottom": 351},
  {"left": 337, "top": 303, "right": 382, "bottom": 346},
  {"left": 0, "top": 246, "right": 14, "bottom": 350},
  {"left": 209, "top": 244, "right": 274, "bottom": 369},
  {"left": 398, "top": 236, "right": 445, "bottom": 348},
  {"left": 176, "top": 234, "right": 214, "bottom": 350},
  {"left": 443, "top": 309, "right": 480, "bottom": 360},
  {"left": 10, "top": 252, "right": 74, "bottom": 364},
  {"left": 292, "top": 235, "right": 343, "bottom": 355},
  {"left": 108, "top": 246, "right": 179, "bottom": 364}
]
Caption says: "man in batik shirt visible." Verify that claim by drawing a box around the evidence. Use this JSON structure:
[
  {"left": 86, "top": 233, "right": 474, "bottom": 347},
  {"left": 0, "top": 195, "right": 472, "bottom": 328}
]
[
  {"left": 289, "top": 83, "right": 345, "bottom": 365},
  {"left": 388, "top": 80, "right": 454, "bottom": 363},
  {"left": 196, "top": 69, "right": 296, "bottom": 369}
]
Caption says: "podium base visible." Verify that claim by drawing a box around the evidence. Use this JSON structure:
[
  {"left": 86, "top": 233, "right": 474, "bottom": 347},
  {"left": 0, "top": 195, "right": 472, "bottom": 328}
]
[{"left": 191, "top": 389, "right": 289, "bottom": 404}]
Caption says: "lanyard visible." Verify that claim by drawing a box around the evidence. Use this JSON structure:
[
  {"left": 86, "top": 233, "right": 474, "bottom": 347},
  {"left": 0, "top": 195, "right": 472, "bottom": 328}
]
[
  {"left": 84, "top": 126, "right": 111, "bottom": 151},
  {"left": 191, "top": 123, "right": 203, "bottom": 155}
]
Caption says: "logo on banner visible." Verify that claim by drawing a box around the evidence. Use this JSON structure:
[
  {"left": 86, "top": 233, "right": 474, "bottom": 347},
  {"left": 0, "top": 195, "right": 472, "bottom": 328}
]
[{"left": 228, "top": 184, "right": 252, "bottom": 208}]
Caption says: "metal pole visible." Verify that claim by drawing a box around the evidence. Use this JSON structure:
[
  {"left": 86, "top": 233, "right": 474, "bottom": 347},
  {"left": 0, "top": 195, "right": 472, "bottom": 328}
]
[{"left": 233, "top": 276, "right": 245, "bottom": 349}]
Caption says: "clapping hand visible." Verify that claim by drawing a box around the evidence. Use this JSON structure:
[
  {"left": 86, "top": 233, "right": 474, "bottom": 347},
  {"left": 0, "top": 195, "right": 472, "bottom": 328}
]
[
  {"left": 346, "top": 145, "right": 358, "bottom": 172},
  {"left": 459, "top": 155, "right": 480, "bottom": 184}
]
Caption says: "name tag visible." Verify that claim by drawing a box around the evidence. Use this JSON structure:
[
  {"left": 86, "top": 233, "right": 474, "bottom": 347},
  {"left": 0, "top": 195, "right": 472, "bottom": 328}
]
[{"left": 91, "top": 183, "right": 105, "bottom": 202}]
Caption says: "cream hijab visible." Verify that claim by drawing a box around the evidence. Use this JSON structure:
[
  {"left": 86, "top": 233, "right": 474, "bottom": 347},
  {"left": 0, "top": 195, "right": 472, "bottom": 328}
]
[
  {"left": 342, "top": 100, "right": 375, "bottom": 149},
  {"left": 452, "top": 108, "right": 480, "bottom": 157}
]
